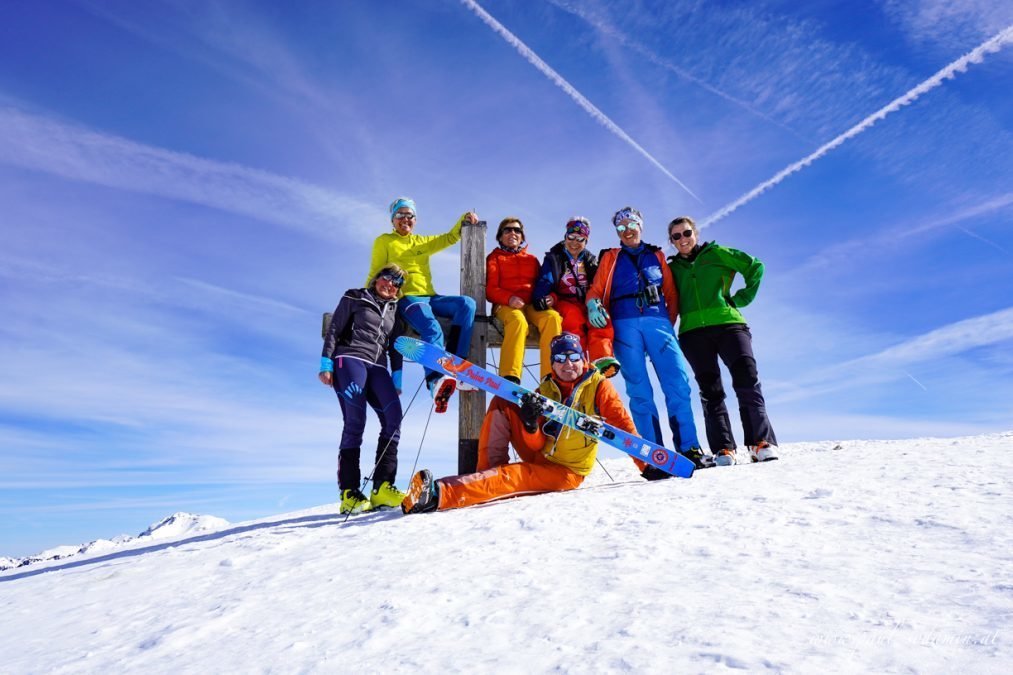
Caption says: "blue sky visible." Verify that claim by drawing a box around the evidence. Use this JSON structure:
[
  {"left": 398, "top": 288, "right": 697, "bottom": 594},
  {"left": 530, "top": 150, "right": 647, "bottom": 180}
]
[{"left": 1, "top": 0, "right": 1011, "bottom": 557}]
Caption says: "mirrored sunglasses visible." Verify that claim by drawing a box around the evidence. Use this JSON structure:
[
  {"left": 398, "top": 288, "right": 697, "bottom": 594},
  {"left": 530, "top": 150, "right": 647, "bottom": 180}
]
[
  {"left": 393, "top": 212, "right": 416, "bottom": 221},
  {"left": 552, "top": 352, "right": 583, "bottom": 363},
  {"left": 669, "top": 229, "right": 694, "bottom": 241},
  {"left": 615, "top": 221, "right": 641, "bottom": 233},
  {"left": 565, "top": 234, "right": 586, "bottom": 243},
  {"left": 378, "top": 272, "right": 405, "bottom": 288}
]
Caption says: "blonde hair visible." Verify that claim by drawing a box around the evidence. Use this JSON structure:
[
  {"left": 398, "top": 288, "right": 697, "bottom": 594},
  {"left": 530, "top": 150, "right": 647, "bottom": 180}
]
[{"left": 372, "top": 263, "right": 408, "bottom": 294}]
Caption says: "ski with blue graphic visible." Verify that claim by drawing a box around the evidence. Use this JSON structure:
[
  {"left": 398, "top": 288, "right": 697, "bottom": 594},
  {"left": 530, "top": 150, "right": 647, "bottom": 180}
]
[{"left": 394, "top": 337, "right": 694, "bottom": 479}]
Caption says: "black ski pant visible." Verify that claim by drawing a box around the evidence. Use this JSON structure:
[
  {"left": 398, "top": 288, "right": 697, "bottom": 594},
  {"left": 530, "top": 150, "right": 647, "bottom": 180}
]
[
  {"left": 332, "top": 356, "right": 402, "bottom": 490},
  {"left": 679, "top": 324, "right": 777, "bottom": 451}
]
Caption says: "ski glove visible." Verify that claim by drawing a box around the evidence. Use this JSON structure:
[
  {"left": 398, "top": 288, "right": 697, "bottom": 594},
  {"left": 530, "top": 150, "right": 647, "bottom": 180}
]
[
  {"left": 391, "top": 369, "right": 403, "bottom": 393},
  {"left": 586, "top": 298, "right": 610, "bottom": 328},
  {"left": 519, "top": 392, "right": 548, "bottom": 433}
]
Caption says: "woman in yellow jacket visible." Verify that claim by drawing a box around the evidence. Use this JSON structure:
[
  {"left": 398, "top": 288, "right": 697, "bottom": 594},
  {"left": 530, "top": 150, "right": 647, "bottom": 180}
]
[{"left": 365, "top": 197, "right": 478, "bottom": 412}]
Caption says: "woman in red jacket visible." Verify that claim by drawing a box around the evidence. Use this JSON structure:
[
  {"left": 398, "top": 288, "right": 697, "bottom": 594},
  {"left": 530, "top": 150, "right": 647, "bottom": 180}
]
[{"left": 486, "top": 217, "right": 562, "bottom": 382}]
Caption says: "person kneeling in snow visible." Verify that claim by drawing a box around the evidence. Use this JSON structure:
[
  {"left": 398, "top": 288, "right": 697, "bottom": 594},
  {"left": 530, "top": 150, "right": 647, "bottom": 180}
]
[{"left": 401, "top": 332, "right": 640, "bottom": 514}]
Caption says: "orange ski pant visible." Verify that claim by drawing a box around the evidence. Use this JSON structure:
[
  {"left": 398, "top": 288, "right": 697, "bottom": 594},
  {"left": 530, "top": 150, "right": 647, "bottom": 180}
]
[
  {"left": 438, "top": 397, "right": 584, "bottom": 510},
  {"left": 553, "top": 298, "right": 614, "bottom": 362}
]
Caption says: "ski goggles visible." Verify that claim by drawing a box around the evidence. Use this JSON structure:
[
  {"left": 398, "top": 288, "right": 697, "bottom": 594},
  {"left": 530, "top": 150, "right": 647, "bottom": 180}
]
[
  {"left": 552, "top": 352, "right": 583, "bottom": 363},
  {"left": 565, "top": 233, "right": 586, "bottom": 243},
  {"left": 615, "top": 220, "right": 641, "bottom": 233},
  {"left": 377, "top": 271, "right": 405, "bottom": 288},
  {"left": 669, "top": 229, "right": 694, "bottom": 241}
]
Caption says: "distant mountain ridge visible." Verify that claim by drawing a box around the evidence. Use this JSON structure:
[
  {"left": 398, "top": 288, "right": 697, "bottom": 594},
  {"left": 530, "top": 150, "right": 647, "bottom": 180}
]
[{"left": 1, "top": 512, "right": 229, "bottom": 571}]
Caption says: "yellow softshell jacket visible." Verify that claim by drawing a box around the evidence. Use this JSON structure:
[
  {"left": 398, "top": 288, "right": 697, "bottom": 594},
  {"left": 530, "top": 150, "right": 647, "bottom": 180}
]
[{"left": 365, "top": 218, "right": 463, "bottom": 296}]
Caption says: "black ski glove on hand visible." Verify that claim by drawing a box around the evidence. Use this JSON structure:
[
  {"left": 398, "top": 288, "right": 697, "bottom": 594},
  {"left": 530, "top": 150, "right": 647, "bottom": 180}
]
[{"left": 519, "top": 393, "right": 546, "bottom": 433}]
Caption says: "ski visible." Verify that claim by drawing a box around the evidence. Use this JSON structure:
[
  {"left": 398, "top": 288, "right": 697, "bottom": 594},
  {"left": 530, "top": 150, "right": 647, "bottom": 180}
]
[{"left": 394, "top": 337, "right": 694, "bottom": 479}]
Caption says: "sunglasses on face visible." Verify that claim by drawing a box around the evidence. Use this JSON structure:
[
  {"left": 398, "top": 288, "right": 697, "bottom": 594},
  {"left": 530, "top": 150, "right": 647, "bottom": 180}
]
[
  {"left": 377, "top": 272, "right": 405, "bottom": 288},
  {"left": 393, "top": 213, "right": 416, "bottom": 221},
  {"left": 615, "top": 221, "right": 641, "bottom": 233},
  {"left": 552, "top": 352, "right": 583, "bottom": 363},
  {"left": 501, "top": 226, "right": 523, "bottom": 235},
  {"left": 669, "top": 229, "right": 695, "bottom": 241},
  {"left": 565, "top": 234, "right": 586, "bottom": 243}
]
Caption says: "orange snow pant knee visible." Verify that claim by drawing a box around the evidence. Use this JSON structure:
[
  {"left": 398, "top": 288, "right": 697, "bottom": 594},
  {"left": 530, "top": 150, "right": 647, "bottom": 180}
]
[
  {"left": 477, "top": 396, "right": 543, "bottom": 470},
  {"left": 494, "top": 304, "right": 562, "bottom": 381},
  {"left": 554, "top": 298, "right": 613, "bottom": 362},
  {"left": 436, "top": 455, "right": 584, "bottom": 511}
]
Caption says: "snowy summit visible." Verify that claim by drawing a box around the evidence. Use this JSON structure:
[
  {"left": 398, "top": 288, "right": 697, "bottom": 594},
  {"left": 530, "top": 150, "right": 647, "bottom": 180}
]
[
  {"left": 1, "top": 512, "right": 229, "bottom": 572},
  {"left": 1, "top": 434, "right": 1010, "bottom": 672}
]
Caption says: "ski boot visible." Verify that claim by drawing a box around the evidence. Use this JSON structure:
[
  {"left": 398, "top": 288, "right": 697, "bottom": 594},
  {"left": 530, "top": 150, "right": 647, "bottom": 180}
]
[
  {"left": 340, "top": 488, "right": 373, "bottom": 515},
  {"left": 680, "top": 447, "right": 716, "bottom": 469},
  {"left": 370, "top": 481, "right": 407, "bottom": 509},
  {"left": 428, "top": 375, "right": 456, "bottom": 414},
  {"left": 749, "top": 441, "right": 779, "bottom": 462},
  {"left": 640, "top": 465, "right": 672, "bottom": 481},
  {"left": 714, "top": 448, "right": 737, "bottom": 466},
  {"left": 401, "top": 469, "right": 440, "bottom": 514}
]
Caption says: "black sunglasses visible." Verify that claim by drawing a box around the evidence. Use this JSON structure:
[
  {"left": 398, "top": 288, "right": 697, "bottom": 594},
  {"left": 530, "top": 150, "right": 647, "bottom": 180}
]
[
  {"left": 501, "top": 226, "right": 523, "bottom": 234},
  {"left": 669, "top": 229, "right": 695, "bottom": 241}
]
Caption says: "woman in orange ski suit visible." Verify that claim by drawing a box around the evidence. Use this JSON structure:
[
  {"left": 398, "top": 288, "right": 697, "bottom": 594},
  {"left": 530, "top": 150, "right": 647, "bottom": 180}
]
[{"left": 401, "top": 333, "right": 640, "bottom": 513}]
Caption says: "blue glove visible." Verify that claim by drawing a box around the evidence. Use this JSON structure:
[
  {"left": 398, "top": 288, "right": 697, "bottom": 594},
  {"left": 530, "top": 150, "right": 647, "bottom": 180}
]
[
  {"left": 391, "top": 369, "right": 403, "bottom": 392},
  {"left": 586, "top": 298, "right": 610, "bottom": 328},
  {"left": 319, "top": 356, "right": 334, "bottom": 373}
]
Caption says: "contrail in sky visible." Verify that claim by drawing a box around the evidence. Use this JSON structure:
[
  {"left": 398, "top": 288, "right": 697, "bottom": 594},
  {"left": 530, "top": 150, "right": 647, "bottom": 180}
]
[
  {"left": 701, "top": 24, "right": 1013, "bottom": 228},
  {"left": 545, "top": 0, "right": 805, "bottom": 141},
  {"left": 460, "top": 0, "right": 701, "bottom": 202}
]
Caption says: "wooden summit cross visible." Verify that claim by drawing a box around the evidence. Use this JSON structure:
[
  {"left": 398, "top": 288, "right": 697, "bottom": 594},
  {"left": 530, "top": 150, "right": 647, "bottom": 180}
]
[{"left": 457, "top": 219, "right": 540, "bottom": 474}]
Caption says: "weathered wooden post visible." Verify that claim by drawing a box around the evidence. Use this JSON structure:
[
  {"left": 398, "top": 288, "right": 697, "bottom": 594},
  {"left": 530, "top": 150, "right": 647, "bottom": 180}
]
[{"left": 458, "top": 220, "right": 487, "bottom": 474}]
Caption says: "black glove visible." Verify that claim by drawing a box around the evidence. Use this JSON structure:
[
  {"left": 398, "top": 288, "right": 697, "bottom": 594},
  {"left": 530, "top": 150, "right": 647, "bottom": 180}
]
[{"left": 519, "top": 392, "right": 546, "bottom": 433}]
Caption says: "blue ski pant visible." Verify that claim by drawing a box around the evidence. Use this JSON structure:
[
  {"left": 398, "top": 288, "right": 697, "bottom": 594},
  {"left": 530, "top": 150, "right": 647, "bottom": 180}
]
[
  {"left": 679, "top": 324, "right": 777, "bottom": 450},
  {"left": 332, "top": 357, "right": 402, "bottom": 490},
  {"left": 398, "top": 294, "right": 476, "bottom": 382},
  {"left": 612, "top": 316, "right": 700, "bottom": 452}
]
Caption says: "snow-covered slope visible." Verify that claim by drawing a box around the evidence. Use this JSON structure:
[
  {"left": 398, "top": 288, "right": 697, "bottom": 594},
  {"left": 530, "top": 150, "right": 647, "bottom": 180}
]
[
  {"left": 0, "top": 512, "right": 229, "bottom": 571},
  {"left": 1, "top": 434, "right": 1010, "bottom": 672}
]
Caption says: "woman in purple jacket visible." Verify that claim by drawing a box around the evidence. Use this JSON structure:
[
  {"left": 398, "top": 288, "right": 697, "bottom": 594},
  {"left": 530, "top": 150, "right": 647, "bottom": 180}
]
[{"left": 320, "top": 263, "right": 407, "bottom": 514}]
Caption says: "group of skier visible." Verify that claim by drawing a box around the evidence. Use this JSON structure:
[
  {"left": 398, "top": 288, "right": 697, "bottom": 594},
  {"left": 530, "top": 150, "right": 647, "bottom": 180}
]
[{"left": 320, "top": 197, "right": 778, "bottom": 515}]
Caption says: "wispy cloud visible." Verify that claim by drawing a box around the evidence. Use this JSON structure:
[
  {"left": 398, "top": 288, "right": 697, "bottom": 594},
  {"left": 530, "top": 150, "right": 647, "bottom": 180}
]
[
  {"left": 545, "top": 0, "right": 806, "bottom": 141},
  {"left": 459, "top": 0, "right": 700, "bottom": 202},
  {"left": 884, "top": 0, "right": 1013, "bottom": 51},
  {"left": 791, "top": 191, "right": 1013, "bottom": 275},
  {"left": 772, "top": 306, "right": 1013, "bottom": 402},
  {"left": 702, "top": 24, "right": 1013, "bottom": 227},
  {"left": 0, "top": 107, "right": 384, "bottom": 243}
]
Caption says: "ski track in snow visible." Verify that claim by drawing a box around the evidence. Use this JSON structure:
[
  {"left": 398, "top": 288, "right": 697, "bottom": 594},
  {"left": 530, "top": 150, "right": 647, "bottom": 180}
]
[{"left": 1, "top": 434, "right": 1011, "bottom": 673}]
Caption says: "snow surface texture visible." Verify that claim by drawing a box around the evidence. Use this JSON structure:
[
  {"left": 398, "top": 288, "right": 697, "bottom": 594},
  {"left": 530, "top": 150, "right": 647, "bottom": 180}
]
[
  {"left": 1, "top": 434, "right": 1010, "bottom": 672},
  {"left": 0, "top": 512, "right": 229, "bottom": 571}
]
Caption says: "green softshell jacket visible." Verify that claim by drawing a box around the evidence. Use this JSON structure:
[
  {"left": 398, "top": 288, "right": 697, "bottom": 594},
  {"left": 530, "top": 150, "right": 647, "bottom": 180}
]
[{"left": 667, "top": 242, "right": 764, "bottom": 335}]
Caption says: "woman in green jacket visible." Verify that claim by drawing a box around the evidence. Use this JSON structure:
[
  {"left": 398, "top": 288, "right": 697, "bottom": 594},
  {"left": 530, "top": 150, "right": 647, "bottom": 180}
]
[{"left": 667, "top": 216, "right": 778, "bottom": 466}]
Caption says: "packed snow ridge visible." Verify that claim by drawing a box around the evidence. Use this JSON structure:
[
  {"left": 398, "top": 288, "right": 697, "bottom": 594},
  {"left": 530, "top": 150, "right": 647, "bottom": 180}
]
[
  {"left": 1, "top": 433, "right": 1010, "bottom": 672},
  {"left": 0, "top": 512, "right": 229, "bottom": 571}
]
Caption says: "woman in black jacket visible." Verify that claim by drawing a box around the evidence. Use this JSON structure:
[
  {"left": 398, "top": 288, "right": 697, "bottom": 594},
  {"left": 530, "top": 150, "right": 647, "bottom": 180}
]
[{"left": 319, "top": 263, "right": 407, "bottom": 514}]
